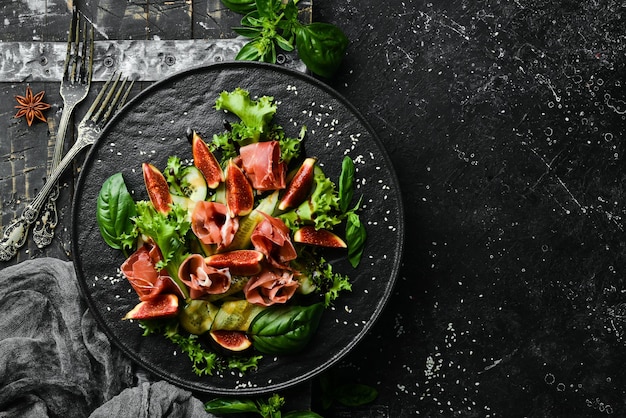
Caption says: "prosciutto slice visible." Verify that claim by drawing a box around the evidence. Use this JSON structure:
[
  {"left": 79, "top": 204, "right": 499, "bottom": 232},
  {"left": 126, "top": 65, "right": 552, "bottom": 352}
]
[
  {"left": 191, "top": 201, "right": 239, "bottom": 249},
  {"left": 178, "top": 254, "right": 231, "bottom": 299},
  {"left": 251, "top": 213, "right": 297, "bottom": 268},
  {"left": 121, "top": 243, "right": 180, "bottom": 301},
  {"left": 244, "top": 268, "right": 299, "bottom": 306},
  {"left": 239, "top": 141, "right": 286, "bottom": 191}
]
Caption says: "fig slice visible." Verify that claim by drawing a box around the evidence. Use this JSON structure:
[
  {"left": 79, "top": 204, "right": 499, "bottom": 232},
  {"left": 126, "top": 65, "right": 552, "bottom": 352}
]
[
  {"left": 205, "top": 250, "right": 264, "bottom": 276},
  {"left": 123, "top": 294, "right": 179, "bottom": 320},
  {"left": 143, "top": 163, "right": 173, "bottom": 213},
  {"left": 278, "top": 157, "right": 317, "bottom": 211},
  {"left": 209, "top": 330, "right": 252, "bottom": 352},
  {"left": 191, "top": 130, "right": 224, "bottom": 189},
  {"left": 225, "top": 159, "right": 254, "bottom": 217},
  {"left": 293, "top": 226, "right": 347, "bottom": 248}
]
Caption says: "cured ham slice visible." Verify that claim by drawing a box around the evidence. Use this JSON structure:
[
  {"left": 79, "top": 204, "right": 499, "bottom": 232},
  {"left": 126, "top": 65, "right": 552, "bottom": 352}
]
[
  {"left": 251, "top": 213, "right": 297, "bottom": 268},
  {"left": 191, "top": 201, "right": 239, "bottom": 249},
  {"left": 244, "top": 268, "right": 299, "bottom": 306},
  {"left": 121, "top": 243, "right": 180, "bottom": 301},
  {"left": 239, "top": 141, "right": 286, "bottom": 191},
  {"left": 178, "top": 254, "right": 231, "bottom": 299}
]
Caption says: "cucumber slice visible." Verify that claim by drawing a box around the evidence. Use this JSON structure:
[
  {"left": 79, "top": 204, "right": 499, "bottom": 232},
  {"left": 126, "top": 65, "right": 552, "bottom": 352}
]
[
  {"left": 179, "top": 299, "right": 219, "bottom": 335},
  {"left": 180, "top": 166, "right": 208, "bottom": 201},
  {"left": 211, "top": 299, "right": 266, "bottom": 331}
]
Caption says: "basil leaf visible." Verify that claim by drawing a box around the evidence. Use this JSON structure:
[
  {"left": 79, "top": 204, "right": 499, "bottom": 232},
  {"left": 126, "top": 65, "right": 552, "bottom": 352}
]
[
  {"left": 250, "top": 303, "right": 324, "bottom": 354},
  {"left": 233, "top": 26, "right": 262, "bottom": 38},
  {"left": 334, "top": 383, "right": 378, "bottom": 407},
  {"left": 275, "top": 33, "right": 294, "bottom": 52},
  {"left": 255, "top": 0, "right": 277, "bottom": 19},
  {"left": 284, "top": 412, "right": 324, "bottom": 418},
  {"left": 295, "top": 23, "right": 349, "bottom": 78},
  {"left": 345, "top": 211, "right": 366, "bottom": 267},
  {"left": 204, "top": 398, "right": 259, "bottom": 414},
  {"left": 236, "top": 38, "right": 266, "bottom": 61},
  {"left": 220, "top": 0, "right": 257, "bottom": 15},
  {"left": 96, "top": 172, "right": 136, "bottom": 251},
  {"left": 241, "top": 10, "right": 261, "bottom": 27},
  {"left": 338, "top": 156, "right": 355, "bottom": 213}
]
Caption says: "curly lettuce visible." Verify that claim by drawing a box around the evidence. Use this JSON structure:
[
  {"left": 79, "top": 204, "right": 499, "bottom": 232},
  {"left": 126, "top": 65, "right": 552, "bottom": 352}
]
[
  {"left": 214, "top": 87, "right": 277, "bottom": 144},
  {"left": 133, "top": 201, "right": 192, "bottom": 298}
]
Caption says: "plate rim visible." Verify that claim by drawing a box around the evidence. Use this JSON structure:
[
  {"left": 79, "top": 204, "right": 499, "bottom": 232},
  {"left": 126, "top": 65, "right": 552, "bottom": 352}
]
[{"left": 71, "top": 60, "right": 405, "bottom": 395}]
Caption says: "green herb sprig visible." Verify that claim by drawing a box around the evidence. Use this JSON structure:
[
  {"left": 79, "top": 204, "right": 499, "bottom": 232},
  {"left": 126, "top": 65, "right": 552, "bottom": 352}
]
[{"left": 224, "top": 0, "right": 349, "bottom": 78}]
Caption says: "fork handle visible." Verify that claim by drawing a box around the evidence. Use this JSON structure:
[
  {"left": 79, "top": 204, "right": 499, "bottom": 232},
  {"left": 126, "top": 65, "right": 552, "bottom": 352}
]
[
  {"left": 50, "top": 105, "right": 75, "bottom": 173},
  {"left": 33, "top": 109, "right": 72, "bottom": 248},
  {"left": 0, "top": 138, "right": 92, "bottom": 261}
]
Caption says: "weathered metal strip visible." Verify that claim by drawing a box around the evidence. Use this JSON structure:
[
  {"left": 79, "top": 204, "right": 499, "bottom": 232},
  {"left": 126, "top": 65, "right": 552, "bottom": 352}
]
[{"left": 0, "top": 39, "right": 306, "bottom": 82}]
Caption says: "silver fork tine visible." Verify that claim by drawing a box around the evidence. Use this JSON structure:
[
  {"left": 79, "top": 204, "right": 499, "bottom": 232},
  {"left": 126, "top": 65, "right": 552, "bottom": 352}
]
[
  {"left": 62, "top": 9, "right": 76, "bottom": 82},
  {"left": 87, "top": 74, "right": 135, "bottom": 128},
  {"left": 104, "top": 78, "right": 134, "bottom": 122},
  {"left": 84, "top": 73, "right": 119, "bottom": 122},
  {"left": 70, "top": 11, "right": 80, "bottom": 83},
  {"left": 0, "top": 74, "right": 135, "bottom": 261}
]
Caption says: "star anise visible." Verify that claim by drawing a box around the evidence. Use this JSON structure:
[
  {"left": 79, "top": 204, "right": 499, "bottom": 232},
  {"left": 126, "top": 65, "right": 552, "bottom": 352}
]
[{"left": 14, "top": 85, "right": 51, "bottom": 126}]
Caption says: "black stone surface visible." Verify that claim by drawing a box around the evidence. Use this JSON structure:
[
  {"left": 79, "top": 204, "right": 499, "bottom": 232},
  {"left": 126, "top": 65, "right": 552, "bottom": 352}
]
[{"left": 313, "top": 0, "right": 626, "bottom": 416}]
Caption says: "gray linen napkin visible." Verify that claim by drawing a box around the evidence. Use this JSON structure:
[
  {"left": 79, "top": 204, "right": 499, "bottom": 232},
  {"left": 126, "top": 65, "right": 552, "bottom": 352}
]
[{"left": 0, "top": 258, "right": 214, "bottom": 418}]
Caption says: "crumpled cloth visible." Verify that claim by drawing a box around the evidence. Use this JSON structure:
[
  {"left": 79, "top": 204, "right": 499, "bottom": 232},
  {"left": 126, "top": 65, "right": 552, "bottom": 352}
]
[{"left": 0, "top": 258, "right": 214, "bottom": 418}]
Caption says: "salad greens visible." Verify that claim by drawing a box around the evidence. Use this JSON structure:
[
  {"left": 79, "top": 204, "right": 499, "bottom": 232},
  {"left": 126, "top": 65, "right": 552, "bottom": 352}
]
[
  {"left": 205, "top": 393, "right": 323, "bottom": 417},
  {"left": 141, "top": 318, "right": 262, "bottom": 376},
  {"left": 133, "top": 200, "right": 191, "bottom": 298},
  {"left": 215, "top": 87, "right": 277, "bottom": 144},
  {"left": 211, "top": 88, "right": 305, "bottom": 164},
  {"left": 222, "top": 0, "right": 349, "bottom": 78},
  {"left": 96, "top": 87, "right": 367, "bottom": 377}
]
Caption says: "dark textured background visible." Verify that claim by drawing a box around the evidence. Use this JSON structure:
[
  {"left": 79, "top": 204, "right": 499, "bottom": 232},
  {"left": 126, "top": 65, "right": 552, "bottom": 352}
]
[
  {"left": 2, "top": 0, "right": 626, "bottom": 416},
  {"left": 315, "top": 0, "right": 626, "bottom": 416}
]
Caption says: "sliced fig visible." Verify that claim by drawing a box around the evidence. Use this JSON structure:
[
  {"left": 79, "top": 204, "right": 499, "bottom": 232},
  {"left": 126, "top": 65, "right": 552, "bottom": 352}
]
[
  {"left": 225, "top": 159, "right": 254, "bottom": 217},
  {"left": 209, "top": 330, "right": 252, "bottom": 352},
  {"left": 205, "top": 250, "right": 264, "bottom": 276},
  {"left": 123, "top": 294, "right": 179, "bottom": 320},
  {"left": 293, "top": 226, "right": 347, "bottom": 248},
  {"left": 278, "top": 157, "right": 317, "bottom": 211},
  {"left": 191, "top": 130, "right": 224, "bottom": 189},
  {"left": 143, "top": 162, "right": 172, "bottom": 213}
]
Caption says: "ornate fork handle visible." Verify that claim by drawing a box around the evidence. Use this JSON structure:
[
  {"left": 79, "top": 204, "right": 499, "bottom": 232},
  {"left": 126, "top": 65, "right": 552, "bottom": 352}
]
[{"left": 0, "top": 136, "right": 95, "bottom": 261}]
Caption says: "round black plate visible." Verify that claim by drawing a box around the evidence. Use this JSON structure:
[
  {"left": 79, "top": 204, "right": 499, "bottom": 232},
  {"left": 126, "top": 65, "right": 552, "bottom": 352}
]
[{"left": 72, "top": 61, "right": 404, "bottom": 395}]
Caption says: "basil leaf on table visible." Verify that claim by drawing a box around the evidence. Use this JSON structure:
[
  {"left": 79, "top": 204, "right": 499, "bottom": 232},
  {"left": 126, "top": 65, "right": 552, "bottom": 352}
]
[
  {"left": 283, "top": 412, "right": 324, "bottom": 418},
  {"left": 295, "top": 23, "right": 349, "bottom": 78},
  {"left": 250, "top": 303, "right": 324, "bottom": 354},
  {"left": 237, "top": 36, "right": 277, "bottom": 63},
  {"left": 255, "top": 0, "right": 278, "bottom": 19},
  {"left": 333, "top": 383, "right": 378, "bottom": 407},
  {"left": 204, "top": 398, "right": 259, "bottom": 414},
  {"left": 219, "top": 0, "right": 257, "bottom": 14},
  {"left": 96, "top": 172, "right": 136, "bottom": 252}
]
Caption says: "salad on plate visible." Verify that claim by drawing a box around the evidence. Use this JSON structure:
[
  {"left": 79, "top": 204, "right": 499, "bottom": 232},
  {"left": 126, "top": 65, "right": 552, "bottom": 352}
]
[{"left": 95, "top": 88, "right": 367, "bottom": 376}]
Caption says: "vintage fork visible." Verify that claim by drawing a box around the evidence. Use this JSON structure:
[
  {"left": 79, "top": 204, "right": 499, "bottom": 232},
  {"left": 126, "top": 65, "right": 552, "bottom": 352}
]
[
  {"left": 31, "top": 8, "right": 95, "bottom": 248},
  {"left": 0, "top": 73, "right": 134, "bottom": 261}
]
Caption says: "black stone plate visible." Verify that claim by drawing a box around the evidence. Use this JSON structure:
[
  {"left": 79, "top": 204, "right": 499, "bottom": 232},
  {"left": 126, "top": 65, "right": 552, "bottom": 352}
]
[{"left": 72, "top": 61, "right": 404, "bottom": 395}]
